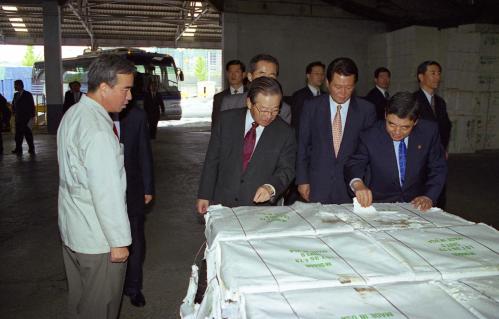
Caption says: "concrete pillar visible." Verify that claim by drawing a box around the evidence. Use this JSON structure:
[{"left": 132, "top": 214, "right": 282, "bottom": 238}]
[{"left": 42, "top": 1, "right": 63, "bottom": 134}]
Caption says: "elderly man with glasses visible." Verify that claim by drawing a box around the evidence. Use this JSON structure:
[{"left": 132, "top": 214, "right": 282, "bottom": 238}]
[{"left": 196, "top": 76, "right": 296, "bottom": 213}]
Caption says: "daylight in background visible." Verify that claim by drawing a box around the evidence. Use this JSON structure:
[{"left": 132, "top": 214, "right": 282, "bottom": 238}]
[{"left": 0, "top": 45, "right": 221, "bottom": 124}]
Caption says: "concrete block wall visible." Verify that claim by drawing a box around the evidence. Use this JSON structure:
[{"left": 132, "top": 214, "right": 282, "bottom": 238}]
[
  {"left": 368, "top": 25, "right": 499, "bottom": 153},
  {"left": 223, "top": 11, "right": 386, "bottom": 95}
]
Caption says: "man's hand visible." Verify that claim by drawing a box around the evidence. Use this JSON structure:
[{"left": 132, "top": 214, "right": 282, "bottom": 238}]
[
  {"left": 110, "top": 247, "right": 129, "bottom": 263},
  {"left": 411, "top": 196, "right": 433, "bottom": 212},
  {"left": 144, "top": 194, "right": 153, "bottom": 204},
  {"left": 298, "top": 184, "right": 310, "bottom": 202},
  {"left": 253, "top": 185, "right": 272, "bottom": 203},
  {"left": 352, "top": 180, "right": 373, "bottom": 208},
  {"left": 196, "top": 199, "right": 210, "bottom": 214}
]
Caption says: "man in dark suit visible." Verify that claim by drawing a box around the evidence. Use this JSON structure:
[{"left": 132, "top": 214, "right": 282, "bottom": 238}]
[
  {"left": 0, "top": 93, "right": 7, "bottom": 154},
  {"left": 414, "top": 60, "right": 452, "bottom": 208},
  {"left": 11, "top": 80, "right": 36, "bottom": 155},
  {"left": 296, "top": 57, "right": 376, "bottom": 204},
  {"left": 365, "top": 67, "right": 391, "bottom": 120},
  {"left": 219, "top": 54, "right": 292, "bottom": 125},
  {"left": 290, "top": 61, "right": 326, "bottom": 132},
  {"left": 211, "top": 60, "right": 246, "bottom": 128},
  {"left": 116, "top": 104, "right": 154, "bottom": 307},
  {"left": 143, "top": 80, "right": 165, "bottom": 139},
  {"left": 196, "top": 77, "right": 296, "bottom": 213},
  {"left": 346, "top": 92, "right": 447, "bottom": 211},
  {"left": 63, "top": 81, "right": 83, "bottom": 114}
]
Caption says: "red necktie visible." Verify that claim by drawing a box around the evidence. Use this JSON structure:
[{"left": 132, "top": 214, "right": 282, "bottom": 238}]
[
  {"left": 113, "top": 123, "right": 119, "bottom": 139},
  {"left": 242, "top": 122, "right": 258, "bottom": 171}
]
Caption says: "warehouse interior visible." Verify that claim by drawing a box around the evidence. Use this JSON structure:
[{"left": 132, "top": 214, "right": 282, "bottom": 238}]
[{"left": 1, "top": 0, "right": 499, "bottom": 318}]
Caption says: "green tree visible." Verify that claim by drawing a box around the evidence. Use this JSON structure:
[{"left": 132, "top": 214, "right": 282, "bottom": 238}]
[
  {"left": 194, "top": 56, "right": 207, "bottom": 81},
  {"left": 21, "top": 45, "right": 36, "bottom": 66}
]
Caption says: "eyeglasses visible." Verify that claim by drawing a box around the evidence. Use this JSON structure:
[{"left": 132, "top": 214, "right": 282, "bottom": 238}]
[{"left": 253, "top": 103, "right": 280, "bottom": 116}]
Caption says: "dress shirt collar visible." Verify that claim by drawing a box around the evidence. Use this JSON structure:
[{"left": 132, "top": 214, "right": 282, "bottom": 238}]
[
  {"left": 308, "top": 84, "right": 321, "bottom": 96},
  {"left": 231, "top": 85, "right": 244, "bottom": 94},
  {"left": 421, "top": 88, "right": 433, "bottom": 105},
  {"left": 376, "top": 85, "right": 388, "bottom": 96}
]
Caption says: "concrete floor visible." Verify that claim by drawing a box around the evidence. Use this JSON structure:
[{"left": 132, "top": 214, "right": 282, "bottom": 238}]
[{"left": 0, "top": 125, "right": 498, "bottom": 319}]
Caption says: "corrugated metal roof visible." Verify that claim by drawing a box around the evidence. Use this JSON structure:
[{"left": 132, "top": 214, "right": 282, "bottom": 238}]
[{"left": 0, "top": 0, "right": 222, "bottom": 48}]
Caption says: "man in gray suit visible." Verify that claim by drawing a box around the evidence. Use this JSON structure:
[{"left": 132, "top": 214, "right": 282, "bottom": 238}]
[
  {"left": 196, "top": 76, "right": 296, "bottom": 213},
  {"left": 219, "top": 54, "right": 292, "bottom": 125}
]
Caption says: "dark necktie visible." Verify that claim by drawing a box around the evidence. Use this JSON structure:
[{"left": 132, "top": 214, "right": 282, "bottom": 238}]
[
  {"left": 430, "top": 95, "right": 436, "bottom": 116},
  {"left": 242, "top": 122, "right": 258, "bottom": 171},
  {"left": 384, "top": 91, "right": 389, "bottom": 99},
  {"left": 398, "top": 140, "right": 407, "bottom": 186},
  {"left": 112, "top": 123, "right": 119, "bottom": 139}
]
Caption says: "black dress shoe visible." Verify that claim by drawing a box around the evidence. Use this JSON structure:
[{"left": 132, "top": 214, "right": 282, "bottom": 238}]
[
  {"left": 126, "top": 291, "right": 146, "bottom": 307},
  {"left": 28, "top": 149, "right": 35, "bottom": 155},
  {"left": 11, "top": 149, "right": 21, "bottom": 154}
]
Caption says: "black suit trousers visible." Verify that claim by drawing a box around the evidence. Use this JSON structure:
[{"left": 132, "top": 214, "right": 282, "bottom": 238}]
[
  {"left": 14, "top": 119, "right": 34, "bottom": 150},
  {"left": 124, "top": 215, "right": 145, "bottom": 292}
]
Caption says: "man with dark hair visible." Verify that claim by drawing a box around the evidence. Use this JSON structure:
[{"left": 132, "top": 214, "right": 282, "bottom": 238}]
[
  {"left": 57, "top": 54, "right": 135, "bottom": 318},
  {"left": 211, "top": 59, "right": 246, "bottom": 127},
  {"left": 346, "top": 92, "right": 447, "bottom": 211},
  {"left": 11, "top": 79, "right": 36, "bottom": 155},
  {"left": 365, "top": 67, "right": 391, "bottom": 120},
  {"left": 197, "top": 76, "right": 296, "bottom": 213},
  {"left": 296, "top": 57, "right": 376, "bottom": 204},
  {"left": 220, "top": 54, "right": 292, "bottom": 124},
  {"left": 290, "top": 61, "right": 326, "bottom": 131},
  {"left": 414, "top": 60, "right": 452, "bottom": 208},
  {"left": 63, "top": 81, "right": 83, "bottom": 114}
]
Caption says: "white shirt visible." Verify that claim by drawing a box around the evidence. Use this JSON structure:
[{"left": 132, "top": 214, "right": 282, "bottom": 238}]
[
  {"left": 421, "top": 88, "right": 433, "bottom": 105},
  {"left": 376, "top": 85, "right": 388, "bottom": 97},
  {"left": 329, "top": 96, "right": 350, "bottom": 133},
  {"left": 308, "top": 84, "right": 321, "bottom": 96},
  {"left": 231, "top": 85, "right": 244, "bottom": 95}
]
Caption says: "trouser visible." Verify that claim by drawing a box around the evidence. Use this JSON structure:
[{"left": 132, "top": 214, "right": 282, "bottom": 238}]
[
  {"left": 124, "top": 215, "right": 145, "bottom": 293},
  {"left": 0, "top": 129, "right": 3, "bottom": 153},
  {"left": 62, "top": 246, "right": 127, "bottom": 319},
  {"left": 148, "top": 119, "right": 159, "bottom": 139},
  {"left": 14, "top": 119, "right": 34, "bottom": 151}
]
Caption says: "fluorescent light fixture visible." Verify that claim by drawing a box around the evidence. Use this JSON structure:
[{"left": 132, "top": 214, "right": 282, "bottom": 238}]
[
  {"left": 11, "top": 23, "right": 26, "bottom": 28},
  {"left": 182, "top": 32, "right": 195, "bottom": 37},
  {"left": 14, "top": 28, "right": 28, "bottom": 32},
  {"left": 185, "top": 27, "right": 197, "bottom": 33},
  {"left": 195, "top": 1, "right": 202, "bottom": 7},
  {"left": 2, "top": 6, "right": 18, "bottom": 11},
  {"left": 9, "top": 17, "right": 23, "bottom": 22}
]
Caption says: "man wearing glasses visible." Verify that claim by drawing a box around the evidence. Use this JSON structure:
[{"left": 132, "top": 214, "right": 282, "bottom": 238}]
[
  {"left": 196, "top": 76, "right": 296, "bottom": 213},
  {"left": 345, "top": 92, "right": 447, "bottom": 211}
]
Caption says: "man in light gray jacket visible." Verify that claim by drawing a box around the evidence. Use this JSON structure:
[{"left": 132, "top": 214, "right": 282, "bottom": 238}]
[{"left": 57, "top": 54, "right": 135, "bottom": 319}]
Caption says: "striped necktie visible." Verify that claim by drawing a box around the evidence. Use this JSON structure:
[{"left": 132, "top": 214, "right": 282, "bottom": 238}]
[{"left": 398, "top": 141, "right": 407, "bottom": 186}]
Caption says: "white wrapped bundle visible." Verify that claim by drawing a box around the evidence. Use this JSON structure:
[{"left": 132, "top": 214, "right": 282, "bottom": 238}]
[
  {"left": 436, "top": 276, "right": 499, "bottom": 319},
  {"left": 337, "top": 202, "right": 474, "bottom": 231},
  {"left": 370, "top": 224, "right": 499, "bottom": 281},
  {"left": 211, "top": 232, "right": 418, "bottom": 301},
  {"left": 240, "top": 281, "right": 479, "bottom": 319},
  {"left": 204, "top": 202, "right": 354, "bottom": 248}
]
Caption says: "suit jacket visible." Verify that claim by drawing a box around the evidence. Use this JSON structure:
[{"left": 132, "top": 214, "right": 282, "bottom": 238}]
[
  {"left": 414, "top": 89, "right": 452, "bottom": 150},
  {"left": 12, "top": 90, "right": 35, "bottom": 123},
  {"left": 63, "top": 91, "right": 83, "bottom": 114},
  {"left": 143, "top": 91, "right": 164, "bottom": 122},
  {"left": 345, "top": 120, "right": 447, "bottom": 204},
  {"left": 291, "top": 86, "right": 326, "bottom": 132},
  {"left": 296, "top": 95, "right": 377, "bottom": 204},
  {"left": 198, "top": 108, "right": 296, "bottom": 207},
  {"left": 220, "top": 91, "right": 292, "bottom": 125},
  {"left": 212, "top": 88, "right": 232, "bottom": 128},
  {"left": 119, "top": 106, "right": 155, "bottom": 217},
  {"left": 365, "top": 87, "right": 388, "bottom": 120}
]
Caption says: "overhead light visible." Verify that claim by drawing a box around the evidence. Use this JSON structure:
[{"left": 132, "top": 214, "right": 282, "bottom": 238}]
[
  {"left": 195, "top": 1, "right": 202, "bottom": 7},
  {"left": 185, "top": 27, "right": 196, "bottom": 33},
  {"left": 9, "top": 17, "right": 23, "bottom": 22},
  {"left": 14, "top": 28, "right": 28, "bottom": 32},
  {"left": 2, "top": 6, "right": 18, "bottom": 11},
  {"left": 182, "top": 32, "right": 195, "bottom": 37},
  {"left": 11, "top": 23, "right": 26, "bottom": 28}
]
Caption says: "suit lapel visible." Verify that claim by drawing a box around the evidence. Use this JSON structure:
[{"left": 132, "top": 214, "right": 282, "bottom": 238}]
[
  {"left": 338, "top": 98, "right": 359, "bottom": 160},
  {"left": 233, "top": 109, "right": 247, "bottom": 174},
  {"left": 404, "top": 124, "right": 423, "bottom": 187},
  {"left": 378, "top": 124, "right": 401, "bottom": 189}
]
